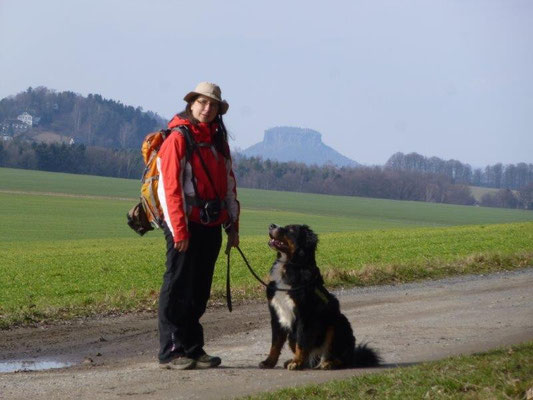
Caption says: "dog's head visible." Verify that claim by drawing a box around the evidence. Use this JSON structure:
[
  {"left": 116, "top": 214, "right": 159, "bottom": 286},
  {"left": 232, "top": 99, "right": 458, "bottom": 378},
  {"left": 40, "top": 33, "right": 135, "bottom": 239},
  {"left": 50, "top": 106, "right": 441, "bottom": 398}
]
[{"left": 268, "top": 224, "right": 318, "bottom": 262}]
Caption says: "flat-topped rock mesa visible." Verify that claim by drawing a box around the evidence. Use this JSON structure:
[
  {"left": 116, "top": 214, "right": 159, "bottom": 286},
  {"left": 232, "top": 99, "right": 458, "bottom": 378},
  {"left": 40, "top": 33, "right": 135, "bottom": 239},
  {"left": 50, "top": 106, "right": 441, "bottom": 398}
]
[{"left": 242, "top": 126, "right": 359, "bottom": 167}]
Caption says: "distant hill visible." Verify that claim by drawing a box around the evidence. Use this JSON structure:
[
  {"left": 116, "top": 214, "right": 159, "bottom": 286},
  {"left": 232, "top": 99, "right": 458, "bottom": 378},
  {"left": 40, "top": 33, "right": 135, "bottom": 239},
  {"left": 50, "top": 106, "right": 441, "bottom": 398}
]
[
  {"left": 0, "top": 87, "right": 167, "bottom": 149},
  {"left": 242, "top": 126, "right": 359, "bottom": 167}
]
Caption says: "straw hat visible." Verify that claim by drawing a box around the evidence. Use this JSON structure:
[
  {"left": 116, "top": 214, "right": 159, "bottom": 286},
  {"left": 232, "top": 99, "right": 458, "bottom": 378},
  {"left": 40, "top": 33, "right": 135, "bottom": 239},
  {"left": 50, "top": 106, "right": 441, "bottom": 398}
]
[{"left": 183, "top": 82, "right": 229, "bottom": 115}]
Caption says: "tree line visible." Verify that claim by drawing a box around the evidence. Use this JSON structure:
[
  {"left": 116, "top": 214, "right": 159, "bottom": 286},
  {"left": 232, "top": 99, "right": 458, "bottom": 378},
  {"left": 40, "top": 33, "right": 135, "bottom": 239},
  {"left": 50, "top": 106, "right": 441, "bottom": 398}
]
[
  {"left": 233, "top": 154, "right": 477, "bottom": 202},
  {"left": 0, "top": 141, "right": 143, "bottom": 179},
  {"left": 235, "top": 155, "right": 533, "bottom": 209},
  {"left": 386, "top": 152, "right": 533, "bottom": 190},
  {"left": 1, "top": 141, "right": 532, "bottom": 209}
]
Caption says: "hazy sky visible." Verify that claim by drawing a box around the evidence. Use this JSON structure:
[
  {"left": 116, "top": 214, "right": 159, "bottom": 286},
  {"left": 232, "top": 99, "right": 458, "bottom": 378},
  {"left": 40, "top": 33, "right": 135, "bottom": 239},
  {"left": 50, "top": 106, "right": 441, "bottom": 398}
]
[{"left": 1, "top": 0, "right": 531, "bottom": 166}]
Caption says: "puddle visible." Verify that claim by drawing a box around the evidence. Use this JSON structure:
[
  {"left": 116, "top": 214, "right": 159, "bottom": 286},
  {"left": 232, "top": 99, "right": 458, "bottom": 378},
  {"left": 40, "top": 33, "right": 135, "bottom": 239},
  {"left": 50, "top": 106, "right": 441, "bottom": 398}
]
[{"left": 0, "top": 360, "right": 73, "bottom": 373}]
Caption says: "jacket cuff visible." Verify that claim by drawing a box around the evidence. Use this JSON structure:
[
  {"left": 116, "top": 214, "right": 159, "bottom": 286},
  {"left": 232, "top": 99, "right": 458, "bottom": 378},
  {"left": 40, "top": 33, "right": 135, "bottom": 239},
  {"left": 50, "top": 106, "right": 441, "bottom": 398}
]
[{"left": 173, "top": 230, "right": 189, "bottom": 243}]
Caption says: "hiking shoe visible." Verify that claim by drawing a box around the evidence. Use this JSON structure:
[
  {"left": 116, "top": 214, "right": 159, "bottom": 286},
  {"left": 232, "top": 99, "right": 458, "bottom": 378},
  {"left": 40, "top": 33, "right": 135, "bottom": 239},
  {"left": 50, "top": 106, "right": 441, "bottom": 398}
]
[
  {"left": 194, "top": 353, "right": 221, "bottom": 369},
  {"left": 159, "top": 355, "right": 196, "bottom": 370}
]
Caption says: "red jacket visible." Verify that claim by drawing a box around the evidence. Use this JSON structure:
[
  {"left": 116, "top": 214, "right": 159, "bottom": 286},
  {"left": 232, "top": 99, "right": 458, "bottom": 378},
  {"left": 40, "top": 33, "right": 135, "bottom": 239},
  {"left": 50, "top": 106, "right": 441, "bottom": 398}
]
[{"left": 156, "top": 115, "right": 239, "bottom": 243}]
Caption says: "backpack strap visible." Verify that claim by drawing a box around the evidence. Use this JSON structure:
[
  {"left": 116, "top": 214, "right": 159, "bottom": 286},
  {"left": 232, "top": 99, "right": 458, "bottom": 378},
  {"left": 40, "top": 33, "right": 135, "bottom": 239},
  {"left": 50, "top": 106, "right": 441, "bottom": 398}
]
[
  {"left": 161, "top": 128, "right": 171, "bottom": 140},
  {"left": 171, "top": 126, "right": 194, "bottom": 164}
]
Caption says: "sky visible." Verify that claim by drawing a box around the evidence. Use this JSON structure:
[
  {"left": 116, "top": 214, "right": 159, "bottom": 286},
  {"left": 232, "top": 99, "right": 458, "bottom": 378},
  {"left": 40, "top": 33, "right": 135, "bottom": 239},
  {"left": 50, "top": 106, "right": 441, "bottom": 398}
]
[{"left": 1, "top": 0, "right": 532, "bottom": 167}]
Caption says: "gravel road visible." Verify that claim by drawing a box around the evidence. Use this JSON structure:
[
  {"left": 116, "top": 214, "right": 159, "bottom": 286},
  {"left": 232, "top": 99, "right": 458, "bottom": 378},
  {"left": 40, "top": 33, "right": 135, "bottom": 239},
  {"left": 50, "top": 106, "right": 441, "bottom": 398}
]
[{"left": 1, "top": 268, "right": 532, "bottom": 399}]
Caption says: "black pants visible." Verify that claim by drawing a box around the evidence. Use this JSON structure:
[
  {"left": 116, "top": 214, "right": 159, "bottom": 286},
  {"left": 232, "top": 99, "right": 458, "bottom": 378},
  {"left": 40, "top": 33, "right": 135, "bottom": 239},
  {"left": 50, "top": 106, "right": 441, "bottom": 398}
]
[{"left": 158, "top": 221, "right": 222, "bottom": 362}]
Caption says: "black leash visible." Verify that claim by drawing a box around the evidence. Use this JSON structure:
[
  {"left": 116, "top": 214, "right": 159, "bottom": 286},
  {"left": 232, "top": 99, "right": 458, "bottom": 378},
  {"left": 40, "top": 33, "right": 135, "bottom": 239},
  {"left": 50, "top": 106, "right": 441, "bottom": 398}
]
[
  {"left": 235, "top": 246, "right": 270, "bottom": 288},
  {"left": 226, "top": 250, "right": 232, "bottom": 312},
  {"left": 225, "top": 245, "right": 318, "bottom": 312},
  {"left": 225, "top": 245, "right": 268, "bottom": 312}
]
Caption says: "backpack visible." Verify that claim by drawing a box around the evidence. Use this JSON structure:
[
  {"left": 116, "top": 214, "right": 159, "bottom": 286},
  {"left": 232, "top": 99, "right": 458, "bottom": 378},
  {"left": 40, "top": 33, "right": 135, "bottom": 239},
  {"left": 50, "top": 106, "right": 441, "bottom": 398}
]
[
  {"left": 127, "top": 126, "right": 194, "bottom": 236},
  {"left": 126, "top": 124, "right": 227, "bottom": 236}
]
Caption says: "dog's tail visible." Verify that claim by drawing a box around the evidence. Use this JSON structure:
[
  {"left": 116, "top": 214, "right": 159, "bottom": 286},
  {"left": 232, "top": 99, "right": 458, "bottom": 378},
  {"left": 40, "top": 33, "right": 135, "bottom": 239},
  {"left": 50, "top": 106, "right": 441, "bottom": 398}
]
[{"left": 352, "top": 343, "right": 381, "bottom": 367}]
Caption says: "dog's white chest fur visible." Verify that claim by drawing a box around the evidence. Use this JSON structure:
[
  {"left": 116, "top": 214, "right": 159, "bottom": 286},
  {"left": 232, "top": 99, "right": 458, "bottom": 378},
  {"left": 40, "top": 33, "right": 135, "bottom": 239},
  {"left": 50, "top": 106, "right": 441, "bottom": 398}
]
[{"left": 269, "top": 259, "right": 296, "bottom": 330}]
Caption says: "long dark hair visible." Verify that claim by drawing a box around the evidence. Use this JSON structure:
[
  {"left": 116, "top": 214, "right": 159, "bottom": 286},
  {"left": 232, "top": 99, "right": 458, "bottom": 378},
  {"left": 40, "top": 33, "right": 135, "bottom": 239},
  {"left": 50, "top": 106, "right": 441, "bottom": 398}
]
[
  {"left": 178, "top": 96, "right": 230, "bottom": 158},
  {"left": 213, "top": 114, "right": 230, "bottom": 158}
]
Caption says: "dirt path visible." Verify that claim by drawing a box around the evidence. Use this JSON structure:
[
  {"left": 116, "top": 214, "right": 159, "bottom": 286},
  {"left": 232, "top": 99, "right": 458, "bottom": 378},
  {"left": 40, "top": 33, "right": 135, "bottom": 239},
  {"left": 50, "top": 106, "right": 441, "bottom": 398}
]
[{"left": 1, "top": 268, "right": 532, "bottom": 400}]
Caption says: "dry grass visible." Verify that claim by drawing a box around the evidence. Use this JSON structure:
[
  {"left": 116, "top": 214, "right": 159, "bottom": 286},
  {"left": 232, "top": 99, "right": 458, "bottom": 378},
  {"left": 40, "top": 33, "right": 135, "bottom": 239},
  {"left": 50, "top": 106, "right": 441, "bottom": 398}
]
[{"left": 322, "top": 252, "right": 533, "bottom": 288}]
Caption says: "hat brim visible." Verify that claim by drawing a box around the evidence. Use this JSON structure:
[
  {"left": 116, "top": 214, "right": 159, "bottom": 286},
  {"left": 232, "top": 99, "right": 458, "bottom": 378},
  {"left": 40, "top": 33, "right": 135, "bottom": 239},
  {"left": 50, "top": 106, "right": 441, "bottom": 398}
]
[{"left": 183, "top": 91, "right": 229, "bottom": 115}]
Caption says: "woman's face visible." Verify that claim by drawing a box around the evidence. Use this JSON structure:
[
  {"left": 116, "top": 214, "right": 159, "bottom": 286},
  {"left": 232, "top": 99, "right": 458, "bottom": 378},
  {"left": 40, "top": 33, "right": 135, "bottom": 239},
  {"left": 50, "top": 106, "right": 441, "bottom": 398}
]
[{"left": 190, "top": 95, "right": 220, "bottom": 123}]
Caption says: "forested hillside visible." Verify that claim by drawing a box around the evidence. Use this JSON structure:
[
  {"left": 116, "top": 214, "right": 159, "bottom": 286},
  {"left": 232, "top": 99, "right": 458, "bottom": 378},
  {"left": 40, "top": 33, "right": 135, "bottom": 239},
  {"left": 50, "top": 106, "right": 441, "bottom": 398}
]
[{"left": 0, "top": 87, "right": 166, "bottom": 148}]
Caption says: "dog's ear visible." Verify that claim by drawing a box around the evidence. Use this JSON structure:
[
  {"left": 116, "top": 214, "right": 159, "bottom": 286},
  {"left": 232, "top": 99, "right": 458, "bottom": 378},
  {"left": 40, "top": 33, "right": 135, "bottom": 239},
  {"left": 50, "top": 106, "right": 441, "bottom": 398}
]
[
  {"left": 304, "top": 225, "right": 318, "bottom": 249},
  {"left": 300, "top": 225, "right": 318, "bottom": 253}
]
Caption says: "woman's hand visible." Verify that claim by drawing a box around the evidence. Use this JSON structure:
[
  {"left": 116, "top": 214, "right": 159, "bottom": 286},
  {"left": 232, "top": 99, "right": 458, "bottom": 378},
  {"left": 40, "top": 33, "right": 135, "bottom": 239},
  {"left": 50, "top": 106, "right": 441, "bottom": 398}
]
[
  {"left": 225, "top": 229, "right": 239, "bottom": 254},
  {"left": 174, "top": 239, "right": 189, "bottom": 252}
]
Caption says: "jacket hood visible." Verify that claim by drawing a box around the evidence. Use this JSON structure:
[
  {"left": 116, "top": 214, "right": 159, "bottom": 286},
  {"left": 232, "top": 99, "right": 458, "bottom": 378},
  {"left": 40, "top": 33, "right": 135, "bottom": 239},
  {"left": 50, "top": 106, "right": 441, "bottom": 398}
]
[
  {"left": 167, "top": 114, "right": 219, "bottom": 143},
  {"left": 167, "top": 114, "right": 191, "bottom": 129}
]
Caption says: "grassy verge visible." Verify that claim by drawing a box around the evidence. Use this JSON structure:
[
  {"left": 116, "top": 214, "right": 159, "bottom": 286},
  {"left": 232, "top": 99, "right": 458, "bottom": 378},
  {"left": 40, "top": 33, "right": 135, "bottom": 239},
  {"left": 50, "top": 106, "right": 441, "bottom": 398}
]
[
  {"left": 1, "top": 222, "right": 532, "bottom": 329},
  {"left": 240, "top": 341, "right": 533, "bottom": 400}
]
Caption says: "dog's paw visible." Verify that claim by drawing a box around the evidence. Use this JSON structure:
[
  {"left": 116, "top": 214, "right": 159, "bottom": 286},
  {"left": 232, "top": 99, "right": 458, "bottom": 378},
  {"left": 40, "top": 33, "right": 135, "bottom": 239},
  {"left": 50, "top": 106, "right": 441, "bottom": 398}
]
[
  {"left": 285, "top": 360, "right": 303, "bottom": 371},
  {"left": 259, "top": 359, "right": 276, "bottom": 369},
  {"left": 315, "top": 360, "right": 333, "bottom": 370},
  {"left": 315, "top": 359, "right": 342, "bottom": 370}
]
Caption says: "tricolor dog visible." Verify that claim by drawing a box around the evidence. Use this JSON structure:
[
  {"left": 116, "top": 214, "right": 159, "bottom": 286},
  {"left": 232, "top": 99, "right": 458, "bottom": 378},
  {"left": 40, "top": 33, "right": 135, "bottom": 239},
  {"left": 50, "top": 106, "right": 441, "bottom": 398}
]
[{"left": 259, "top": 224, "right": 380, "bottom": 370}]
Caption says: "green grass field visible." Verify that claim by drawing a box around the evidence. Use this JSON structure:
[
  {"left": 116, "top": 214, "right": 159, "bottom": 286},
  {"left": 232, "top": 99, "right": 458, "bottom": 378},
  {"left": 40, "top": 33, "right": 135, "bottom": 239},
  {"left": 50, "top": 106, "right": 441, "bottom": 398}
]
[
  {"left": 1, "top": 167, "right": 532, "bottom": 328},
  {"left": 241, "top": 341, "right": 533, "bottom": 400},
  {"left": 2, "top": 167, "right": 532, "bottom": 241}
]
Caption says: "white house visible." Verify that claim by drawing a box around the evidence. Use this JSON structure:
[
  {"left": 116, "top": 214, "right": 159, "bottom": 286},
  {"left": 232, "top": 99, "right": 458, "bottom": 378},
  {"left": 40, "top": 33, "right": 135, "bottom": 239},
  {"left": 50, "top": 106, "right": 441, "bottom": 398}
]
[
  {"left": 17, "top": 112, "right": 33, "bottom": 126},
  {"left": 0, "top": 119, "right": 28, "bottom": 134}
]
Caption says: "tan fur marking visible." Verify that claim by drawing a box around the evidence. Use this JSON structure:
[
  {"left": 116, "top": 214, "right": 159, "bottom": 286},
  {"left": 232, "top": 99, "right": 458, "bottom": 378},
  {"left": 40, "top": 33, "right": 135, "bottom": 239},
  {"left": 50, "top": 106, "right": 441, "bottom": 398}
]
[
  {"left": 286, "top": 344, "right": 309, "bottom": 370},
  {"left": 281, "top": 233, "right": 296, "bottom": 259},
  {"left": 259, "top": 331, "right": 287, "bottom": 369},
  {"left": 324, "top": 325, "right": 335, "bottom": 354},
  {"left": 315, "top": 326, "right": 344, "bottom": 370}
]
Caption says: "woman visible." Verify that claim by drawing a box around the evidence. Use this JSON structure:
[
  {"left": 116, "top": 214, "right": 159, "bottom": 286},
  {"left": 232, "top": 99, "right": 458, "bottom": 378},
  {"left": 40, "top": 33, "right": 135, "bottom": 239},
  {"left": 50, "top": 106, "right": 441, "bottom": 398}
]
[{"left": 156, "top": 82, "right": 240, "bottom": 369}]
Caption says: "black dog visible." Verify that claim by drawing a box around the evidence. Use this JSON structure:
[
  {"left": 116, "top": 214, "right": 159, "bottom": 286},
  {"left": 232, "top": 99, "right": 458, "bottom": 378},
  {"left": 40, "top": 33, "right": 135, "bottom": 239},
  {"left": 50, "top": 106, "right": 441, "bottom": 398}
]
[{"left": 259, "top": 224, "right": 380, "bottom": 370}]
